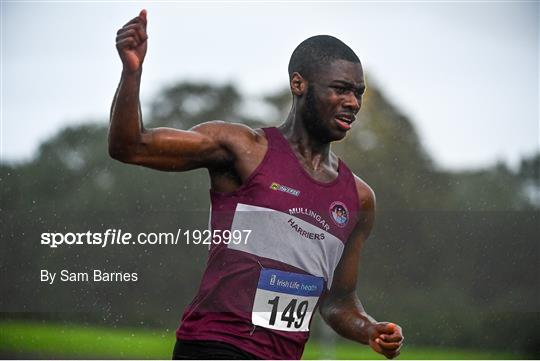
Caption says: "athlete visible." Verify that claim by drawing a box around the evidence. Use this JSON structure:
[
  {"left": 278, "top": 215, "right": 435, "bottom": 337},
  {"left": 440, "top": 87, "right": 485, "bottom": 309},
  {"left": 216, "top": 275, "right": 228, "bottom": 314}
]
[{"left": 110, "top": 10, "right": 404, "bottom": 360}]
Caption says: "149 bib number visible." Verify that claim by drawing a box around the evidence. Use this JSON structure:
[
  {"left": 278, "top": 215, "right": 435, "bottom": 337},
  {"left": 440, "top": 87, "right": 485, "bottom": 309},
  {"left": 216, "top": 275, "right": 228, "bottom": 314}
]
[
  {"left": 252, "top": 269, "right": 324, "bottom": 332},
  {"left": 267, "top": 296, "right": 309, "bottom": 328}
]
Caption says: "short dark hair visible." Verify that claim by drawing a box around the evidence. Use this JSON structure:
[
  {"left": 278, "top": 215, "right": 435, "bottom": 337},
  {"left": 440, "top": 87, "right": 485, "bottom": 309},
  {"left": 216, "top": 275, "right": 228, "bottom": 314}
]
[{"left": 288, "top": 35, "right": 361, "bottom": 81}]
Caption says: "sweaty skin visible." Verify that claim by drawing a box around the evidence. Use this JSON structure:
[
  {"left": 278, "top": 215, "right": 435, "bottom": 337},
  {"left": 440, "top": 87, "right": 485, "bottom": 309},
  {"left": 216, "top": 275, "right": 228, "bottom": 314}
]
[{"left": 110, "top": 9, "right": 404, "bottom": 359}]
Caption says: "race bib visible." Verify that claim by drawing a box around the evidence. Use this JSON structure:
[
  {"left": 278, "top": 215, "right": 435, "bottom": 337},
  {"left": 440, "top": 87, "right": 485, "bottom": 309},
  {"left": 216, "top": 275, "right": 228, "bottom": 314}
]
[{"left": 252, "top": 268, "right": 324, "bottom": 332}]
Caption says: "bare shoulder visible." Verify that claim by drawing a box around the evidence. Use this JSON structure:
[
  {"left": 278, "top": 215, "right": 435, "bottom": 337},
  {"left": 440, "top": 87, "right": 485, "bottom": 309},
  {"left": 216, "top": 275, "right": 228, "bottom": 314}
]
[
  {"left": 190, "top": 120, "right": 267, "bottom": 149},
  {"left": 353, "top": 174, "right": 376, "bottom": 212},
  {"left": 191, "top": 121, "right": 268, "bottom": 181}
]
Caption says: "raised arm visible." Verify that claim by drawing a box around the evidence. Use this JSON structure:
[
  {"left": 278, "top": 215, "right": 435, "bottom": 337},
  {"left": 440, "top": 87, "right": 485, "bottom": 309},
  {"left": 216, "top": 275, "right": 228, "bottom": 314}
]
[
  {"left": 108, "top": 10, "right": 239, "bottom": 172},
  {"left": 319, "top": 177, "right": 404, "bottom": 359}
]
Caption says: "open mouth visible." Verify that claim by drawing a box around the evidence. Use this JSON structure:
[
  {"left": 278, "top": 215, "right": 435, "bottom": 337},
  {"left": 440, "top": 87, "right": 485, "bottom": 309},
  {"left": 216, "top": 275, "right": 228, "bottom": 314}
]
[{"left": 334, "top": 113, "right": 355, "bottom": 131}]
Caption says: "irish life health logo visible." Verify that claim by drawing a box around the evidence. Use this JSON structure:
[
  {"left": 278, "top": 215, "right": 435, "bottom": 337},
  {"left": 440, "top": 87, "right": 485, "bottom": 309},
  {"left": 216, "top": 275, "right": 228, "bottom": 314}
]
[{"left": 270, "top": 182, "right": 300, "bottom": 197}]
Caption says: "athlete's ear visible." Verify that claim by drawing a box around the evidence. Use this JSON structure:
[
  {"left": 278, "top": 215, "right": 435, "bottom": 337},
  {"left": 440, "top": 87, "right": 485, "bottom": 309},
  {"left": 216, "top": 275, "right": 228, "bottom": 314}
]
[{"left": 290, "top": 72, "right": 306, "bottom": 96}]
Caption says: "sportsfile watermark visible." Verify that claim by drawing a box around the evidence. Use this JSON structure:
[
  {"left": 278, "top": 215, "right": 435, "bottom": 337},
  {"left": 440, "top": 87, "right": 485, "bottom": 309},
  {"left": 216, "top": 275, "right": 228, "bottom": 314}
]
[{"left": 40, "top": 229, "right": 252, "bottom": 248}]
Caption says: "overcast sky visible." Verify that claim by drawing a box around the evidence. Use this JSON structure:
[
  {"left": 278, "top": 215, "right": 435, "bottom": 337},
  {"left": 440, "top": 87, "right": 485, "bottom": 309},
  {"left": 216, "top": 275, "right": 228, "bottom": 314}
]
[{"left": 2, "top": 1, "right": 538, "bottom": 170}]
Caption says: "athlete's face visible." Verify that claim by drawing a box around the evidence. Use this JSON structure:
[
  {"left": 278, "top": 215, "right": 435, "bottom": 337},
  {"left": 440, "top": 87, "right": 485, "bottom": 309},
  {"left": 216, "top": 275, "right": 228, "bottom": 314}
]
[{"left": 301, "top": 59, "right": 365, "bottom": 142}]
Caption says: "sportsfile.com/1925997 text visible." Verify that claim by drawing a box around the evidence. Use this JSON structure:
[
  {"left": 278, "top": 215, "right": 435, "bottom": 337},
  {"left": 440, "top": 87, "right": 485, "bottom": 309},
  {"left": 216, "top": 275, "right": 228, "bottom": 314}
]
[{"left": 40, "top": 229, "right": 252, "bottom": 248}]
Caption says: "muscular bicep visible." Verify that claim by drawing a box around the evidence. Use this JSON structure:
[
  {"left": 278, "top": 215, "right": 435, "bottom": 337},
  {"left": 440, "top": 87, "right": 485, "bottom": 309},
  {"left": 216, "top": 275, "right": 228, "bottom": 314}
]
[{"left": 114, "top": 121, "right": 238, "bottom": 171}]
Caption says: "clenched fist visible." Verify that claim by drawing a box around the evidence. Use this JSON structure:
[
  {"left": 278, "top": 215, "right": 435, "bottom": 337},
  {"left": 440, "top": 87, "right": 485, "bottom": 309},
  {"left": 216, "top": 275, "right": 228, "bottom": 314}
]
[
  {"left": 116, "top": 9, "right": 148, "bottom": 74},
  {"left": 368, "top": 322, "right": 404, "bottom": 359}
]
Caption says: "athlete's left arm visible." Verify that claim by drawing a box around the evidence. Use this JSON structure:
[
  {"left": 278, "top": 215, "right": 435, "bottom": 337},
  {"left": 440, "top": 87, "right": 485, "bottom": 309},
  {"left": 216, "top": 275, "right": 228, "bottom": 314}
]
[{"left": 319, "top": 177, "right": 404, "bottom": 359}]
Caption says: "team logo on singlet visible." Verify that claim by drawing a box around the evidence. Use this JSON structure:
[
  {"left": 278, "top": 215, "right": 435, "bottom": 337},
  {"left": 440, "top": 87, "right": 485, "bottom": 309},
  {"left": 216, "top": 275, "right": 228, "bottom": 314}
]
[
  {"left": 329, "top": 201, "right": 349, "bottom": 227},
  {"left": 270, "top": 182, "right": 300, "bottom": 197}
]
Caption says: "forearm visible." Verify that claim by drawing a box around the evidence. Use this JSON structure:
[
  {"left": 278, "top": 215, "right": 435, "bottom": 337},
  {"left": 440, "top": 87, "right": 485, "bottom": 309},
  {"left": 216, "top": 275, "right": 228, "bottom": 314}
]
[
  {"left": 321, "top": 294, "right": 377, "bottom": 345},
  {"left": 108, "top": 69, "right": 145, "bottom": 158}
]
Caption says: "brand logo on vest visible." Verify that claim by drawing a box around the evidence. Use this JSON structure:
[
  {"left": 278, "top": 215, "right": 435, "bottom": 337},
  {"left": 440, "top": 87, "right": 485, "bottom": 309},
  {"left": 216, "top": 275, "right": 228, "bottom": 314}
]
[
  {"left": 270, "top": 182, "right": 300, "bottom": 197},
  {"left": 329, "top": 201, "right": 349, "bottom": 228}
]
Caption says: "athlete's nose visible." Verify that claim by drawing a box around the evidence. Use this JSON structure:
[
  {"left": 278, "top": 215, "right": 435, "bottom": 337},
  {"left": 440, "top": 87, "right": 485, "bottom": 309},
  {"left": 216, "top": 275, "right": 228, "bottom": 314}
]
[{"left": 343, "top": 92, "right": 361, "bottom": 113}]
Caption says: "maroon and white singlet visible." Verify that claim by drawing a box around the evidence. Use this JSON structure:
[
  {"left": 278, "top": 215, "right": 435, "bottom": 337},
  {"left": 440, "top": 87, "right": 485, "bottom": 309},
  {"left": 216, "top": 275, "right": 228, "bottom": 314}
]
[{"left": 176, "top": 127, "right": 361, "bottom": 359}]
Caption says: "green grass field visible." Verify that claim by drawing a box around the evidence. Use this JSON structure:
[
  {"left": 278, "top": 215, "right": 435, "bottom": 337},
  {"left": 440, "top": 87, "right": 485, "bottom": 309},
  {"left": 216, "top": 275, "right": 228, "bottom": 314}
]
[{"left": 0, "top": 320, "right": 522, "bottom": 359}]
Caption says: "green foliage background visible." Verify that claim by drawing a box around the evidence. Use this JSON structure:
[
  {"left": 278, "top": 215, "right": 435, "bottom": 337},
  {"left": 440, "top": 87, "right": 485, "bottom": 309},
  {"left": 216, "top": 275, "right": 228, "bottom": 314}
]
[{"left": 1, "top": 81, "right": 538, "bottom": 358}]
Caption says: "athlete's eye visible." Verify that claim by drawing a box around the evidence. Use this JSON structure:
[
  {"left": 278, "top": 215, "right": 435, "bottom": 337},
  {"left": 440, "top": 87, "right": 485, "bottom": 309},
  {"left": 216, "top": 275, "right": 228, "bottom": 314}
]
[
  {"left": 332, "top": 86, "right": 348, "bottom": 95},
  {"left": 354, "top": 90, "right": 364, "bottom": 99}
]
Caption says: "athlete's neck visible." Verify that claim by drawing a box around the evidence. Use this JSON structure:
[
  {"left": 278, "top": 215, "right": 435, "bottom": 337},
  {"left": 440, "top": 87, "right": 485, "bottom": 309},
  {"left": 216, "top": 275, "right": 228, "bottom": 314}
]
[{"left": 279, "top": 110, "right": 333, "bottom": 172}]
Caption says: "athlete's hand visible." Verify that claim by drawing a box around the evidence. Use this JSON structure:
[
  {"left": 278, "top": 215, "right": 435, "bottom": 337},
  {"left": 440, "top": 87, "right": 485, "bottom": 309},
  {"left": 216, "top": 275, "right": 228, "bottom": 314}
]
[
  {"left": 116, "top": 9, "right": 148, "bottom": 74},
  {"left": 367, "top": 322, "right": 404, "bottom": 359}
]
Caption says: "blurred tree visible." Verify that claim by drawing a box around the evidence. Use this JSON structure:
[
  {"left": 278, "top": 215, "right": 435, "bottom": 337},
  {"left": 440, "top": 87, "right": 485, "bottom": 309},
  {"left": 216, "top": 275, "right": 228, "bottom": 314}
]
[{"left": 149, "top": 82, "right": 241, "bottom": 129}]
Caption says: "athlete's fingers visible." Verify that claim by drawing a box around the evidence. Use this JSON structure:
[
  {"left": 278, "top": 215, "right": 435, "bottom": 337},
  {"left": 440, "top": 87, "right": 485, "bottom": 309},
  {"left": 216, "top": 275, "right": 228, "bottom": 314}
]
[
  {"left": 373, "top": 322, "right": 396, "bottom": 335},
  {"left": 116, "top": 28, "right": 144, "bottom": 45},
  {"left": 379, "top": 332, "right": 404, "bottom": 343},
  {"left": 373, "top": 339, "right": 401, "bottom": 360},
  {"left": 375, "top": 338, "right": 402, "bottom": 350},
  {"left": 116, "top": 32, "right": 140, "bottom": 47},
  {"left": 116, "top": 37, "right": 137, "bottom": 50},
  {"left": 119, "top": 23, "right": 148, "bottom": 42},
  {"left": 116, "top": 32, "right": 139, "bottom": 43},
  {"left": 139, "top": 9, "right": 147, "bottom": 28},
  {"left": 116, "top": 26, "right": 147, "bottom": 43},
  {"left": 369, "top": 338, "right": 382, "bottom": 354},
  {"left": 117, "top": 23, "right": 145, "bottom": 36}
]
